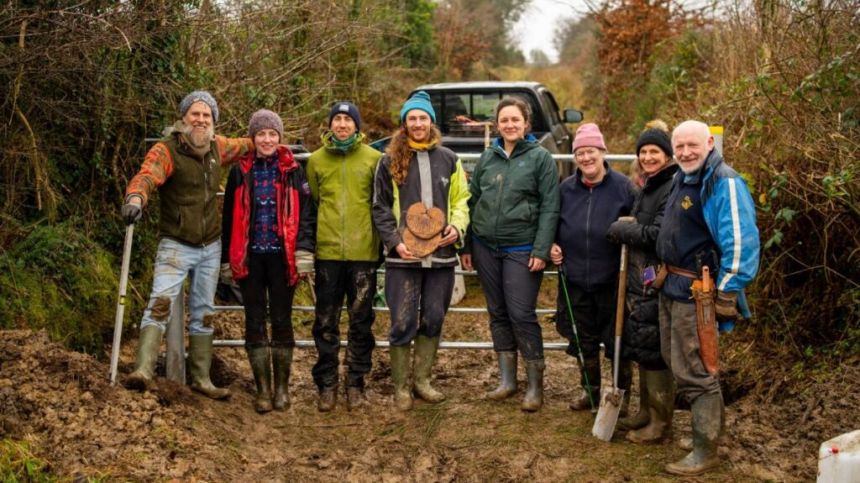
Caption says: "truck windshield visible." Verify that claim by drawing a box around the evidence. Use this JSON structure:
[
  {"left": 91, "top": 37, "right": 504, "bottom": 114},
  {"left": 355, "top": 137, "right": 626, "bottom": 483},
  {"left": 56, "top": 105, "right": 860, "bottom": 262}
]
[{"left": 425, "top": 91, "right": 546, "bottom": 136}]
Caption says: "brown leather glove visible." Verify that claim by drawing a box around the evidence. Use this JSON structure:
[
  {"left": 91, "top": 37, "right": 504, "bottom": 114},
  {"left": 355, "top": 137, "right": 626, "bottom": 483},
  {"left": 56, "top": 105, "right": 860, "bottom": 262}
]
[{"left": 715, "top": 290, "right": 739, "bottom": 320}]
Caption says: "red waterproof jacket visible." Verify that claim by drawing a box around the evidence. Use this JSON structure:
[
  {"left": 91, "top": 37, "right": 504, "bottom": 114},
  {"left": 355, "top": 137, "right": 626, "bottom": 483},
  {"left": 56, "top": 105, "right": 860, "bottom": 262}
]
[{"left": 226, "top": 145, "right": 316, "bottom": 285}]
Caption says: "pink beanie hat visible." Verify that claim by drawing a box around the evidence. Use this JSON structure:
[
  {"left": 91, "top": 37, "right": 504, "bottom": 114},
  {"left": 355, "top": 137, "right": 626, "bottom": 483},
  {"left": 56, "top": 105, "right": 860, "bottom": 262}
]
[{"left": 572, "top": 123, "right": 607, "bottom": 151}]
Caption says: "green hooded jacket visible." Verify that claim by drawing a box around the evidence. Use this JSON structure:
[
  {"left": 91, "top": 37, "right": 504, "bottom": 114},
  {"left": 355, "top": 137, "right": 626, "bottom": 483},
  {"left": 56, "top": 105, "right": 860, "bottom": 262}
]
[
  {"left": 465, "top": 138, "right": 560, "bottom": 261},
  {"left": 306, "top": 133, "right": 383, "bottom": 261}
]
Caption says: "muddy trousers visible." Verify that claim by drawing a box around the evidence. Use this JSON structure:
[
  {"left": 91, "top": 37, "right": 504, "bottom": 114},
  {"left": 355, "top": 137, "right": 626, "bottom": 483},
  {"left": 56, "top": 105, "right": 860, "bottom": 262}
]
[
  {"left": 472, "top": 241, "right": 544, "bottom": 361},
  {"left": 385, "top": 266, "right": 454, "bottom": 346},
  {"left": 312, "top": 260, "right": 378, "bottom": 390},
  {"left": 658, "top": 295, "right": 721, "bottom": 402},
  {"left": 239, "top": 252, "right": 296, "bottom": 349}
]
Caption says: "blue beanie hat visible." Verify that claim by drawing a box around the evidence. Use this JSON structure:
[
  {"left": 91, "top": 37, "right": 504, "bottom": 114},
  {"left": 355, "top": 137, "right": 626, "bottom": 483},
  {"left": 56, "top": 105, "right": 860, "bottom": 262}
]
[
  {"left": 399, "top": 91, "right": 436, "bottom": 124},
  {"left": 180, "top": 90, "right": 219, "bottom": 123},
  {"left": 328, "top": 101, "right": 362, "bottom": 132}
]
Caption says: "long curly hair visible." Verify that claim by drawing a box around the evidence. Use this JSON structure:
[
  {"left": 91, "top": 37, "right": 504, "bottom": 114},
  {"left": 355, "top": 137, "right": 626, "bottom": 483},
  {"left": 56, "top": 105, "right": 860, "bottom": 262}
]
[{"left": 385, "top": 125, "right": 441, "bottom": 185}]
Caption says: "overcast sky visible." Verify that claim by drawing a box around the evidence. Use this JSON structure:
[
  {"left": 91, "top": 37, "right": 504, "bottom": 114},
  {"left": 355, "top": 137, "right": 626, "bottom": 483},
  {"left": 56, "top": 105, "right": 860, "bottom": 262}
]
[{"left": 513, "top": 0, "right": 589, "bottom": 64}]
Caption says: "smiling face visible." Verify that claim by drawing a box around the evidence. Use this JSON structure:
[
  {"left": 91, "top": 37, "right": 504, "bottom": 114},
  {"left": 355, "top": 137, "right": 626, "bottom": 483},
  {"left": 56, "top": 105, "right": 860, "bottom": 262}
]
[
  {"left": 638, "top": 144, "right": 671, "bottom": 176},
  {"left": 496, "top": 105, "right": 529, "bottom": 145},
  {"left": 183, "top": 101, "right": 213, "bottom": 132},
  {"left": 672, "top": 122, "right": 714, "bottom": 174},
  {"left": 405, "top": 109, "right": 432, "bottom": 143},
  {"left": 574, "top": 146, "right": 606, "bottom": 182},
  {"left": 254, "top": 128, "right": 279, "bottom": 157},
  {"left": 331, "top": 113, "right": 357, "bottom": 141}
]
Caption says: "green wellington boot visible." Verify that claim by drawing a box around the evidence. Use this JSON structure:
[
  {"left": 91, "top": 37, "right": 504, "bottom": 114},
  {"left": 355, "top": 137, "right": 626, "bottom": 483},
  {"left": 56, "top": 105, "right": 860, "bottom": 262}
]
[
  {"left": 627, "top": 369, "right": 675, "bottom": 444},
  {"left": 247, "top": 346, "right": 273, "bottom": 413},
  {"left": 487, "top": 351, "right": 517, "bottom": 400},
  {"left": 390, "top": 344, "right": 413, "bottom": 411},
  {"left": 665, "top": 393, "right": 723, "bottom": 476},
  {"left": 188, "top": 334, "right": 231, "bottom": 400},
  {"left": 413, "top": 336, "right": 445, "bottom": 403},
  {"left": 126, "top": 325, "right": 163, "bottom": 391},
  {"left": 570, "top": 357, "right": 600, "bottom": 412},
  {"left": 271, "top": 346, "right": 292, "bottom": 411},
  {"left": 619, "top": 365, "right": 649, "bottom": 429},
  {"left": 521, "top": 359, "right": 545, "bottom": 412}
]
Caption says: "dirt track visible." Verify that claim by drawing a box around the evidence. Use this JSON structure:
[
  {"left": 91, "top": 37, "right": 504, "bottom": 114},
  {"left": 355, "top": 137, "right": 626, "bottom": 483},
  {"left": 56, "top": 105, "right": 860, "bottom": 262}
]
[{"left": 1, "top": 279, "right": 858, "bottom": 481}]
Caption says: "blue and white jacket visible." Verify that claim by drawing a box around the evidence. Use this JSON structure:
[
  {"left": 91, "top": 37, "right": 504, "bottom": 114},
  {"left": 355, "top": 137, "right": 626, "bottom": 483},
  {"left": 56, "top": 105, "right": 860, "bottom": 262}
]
[{"left": 657, "top": 148, "right": 760, "bottom": 320}]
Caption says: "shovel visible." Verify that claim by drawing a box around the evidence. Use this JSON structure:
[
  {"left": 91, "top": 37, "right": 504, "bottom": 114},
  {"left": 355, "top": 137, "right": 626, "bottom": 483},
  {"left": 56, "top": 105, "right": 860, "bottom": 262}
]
[
  {"left": 109, "top": 224, "right": 134, "bottom": 385},
  {"left": 592, "top": 241, "right": 629, "bottom": 441}
]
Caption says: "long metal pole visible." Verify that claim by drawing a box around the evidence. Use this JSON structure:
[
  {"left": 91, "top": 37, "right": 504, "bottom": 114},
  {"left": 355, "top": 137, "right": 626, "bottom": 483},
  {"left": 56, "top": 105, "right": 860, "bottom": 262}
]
[
  {"left": 213, "top": 339, "right": 571, "bottom": 351},
  {"left": 109, "top": 224, "right": 134, "bottom": 385}
]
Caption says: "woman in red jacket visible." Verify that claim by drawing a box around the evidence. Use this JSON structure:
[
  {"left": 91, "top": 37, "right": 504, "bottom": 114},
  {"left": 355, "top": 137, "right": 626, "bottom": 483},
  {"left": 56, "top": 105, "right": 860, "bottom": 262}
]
[{"left": 223, "top": 109, "right": 316, "bottom": 413}]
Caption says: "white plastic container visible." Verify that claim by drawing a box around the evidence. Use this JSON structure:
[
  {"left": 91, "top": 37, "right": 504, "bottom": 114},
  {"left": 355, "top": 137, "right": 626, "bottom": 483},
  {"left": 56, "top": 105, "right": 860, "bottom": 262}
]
[{"left": 818, "top": 429, "right": 860, "bottom": 483}]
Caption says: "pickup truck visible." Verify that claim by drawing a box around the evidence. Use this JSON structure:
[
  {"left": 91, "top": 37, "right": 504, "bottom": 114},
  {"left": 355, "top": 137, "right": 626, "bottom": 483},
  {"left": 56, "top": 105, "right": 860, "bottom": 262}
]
[{"left": 371, "top": 81, "right": 583, "bottom": 177}]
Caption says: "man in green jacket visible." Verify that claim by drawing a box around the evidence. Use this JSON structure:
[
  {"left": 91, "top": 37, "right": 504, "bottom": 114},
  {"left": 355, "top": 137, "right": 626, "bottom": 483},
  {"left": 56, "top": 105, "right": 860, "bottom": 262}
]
[{"left": 306, "top": 101, "right": 383, "bottom": 411}]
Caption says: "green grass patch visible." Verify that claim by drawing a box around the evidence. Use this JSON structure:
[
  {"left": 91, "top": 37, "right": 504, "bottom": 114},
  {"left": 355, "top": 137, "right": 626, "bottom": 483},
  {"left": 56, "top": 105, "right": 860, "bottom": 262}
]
[{"left": 0, "top": 440, "right": 54, "bottom": 482}]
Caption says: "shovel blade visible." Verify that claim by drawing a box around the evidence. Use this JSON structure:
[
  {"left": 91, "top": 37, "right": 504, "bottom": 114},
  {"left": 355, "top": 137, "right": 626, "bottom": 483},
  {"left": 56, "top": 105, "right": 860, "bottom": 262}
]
[{"left": 591, "top": 388, "right": 625, "bottom": 441}]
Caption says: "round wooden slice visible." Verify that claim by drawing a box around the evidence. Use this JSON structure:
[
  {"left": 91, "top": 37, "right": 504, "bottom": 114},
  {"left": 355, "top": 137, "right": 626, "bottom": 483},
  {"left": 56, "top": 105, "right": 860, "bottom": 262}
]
[
  {"left": 405, "top": 202, "right": 445, "bottom": 239},
  {"left": 402, "top": 229, "right": 441, "bottom": 258}
]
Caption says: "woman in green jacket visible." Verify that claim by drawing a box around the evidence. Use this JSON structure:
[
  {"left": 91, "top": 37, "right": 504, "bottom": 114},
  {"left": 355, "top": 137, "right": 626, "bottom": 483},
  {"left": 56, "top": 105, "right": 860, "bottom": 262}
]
[{"left": 460, "top": 97, "right": 560, "bottom": 412}]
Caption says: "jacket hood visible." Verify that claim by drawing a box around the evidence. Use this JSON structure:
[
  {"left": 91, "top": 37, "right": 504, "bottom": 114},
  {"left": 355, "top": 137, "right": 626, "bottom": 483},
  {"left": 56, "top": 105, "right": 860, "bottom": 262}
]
[{"left": 491, "top": 134, "right": 540, "bottom": 158}]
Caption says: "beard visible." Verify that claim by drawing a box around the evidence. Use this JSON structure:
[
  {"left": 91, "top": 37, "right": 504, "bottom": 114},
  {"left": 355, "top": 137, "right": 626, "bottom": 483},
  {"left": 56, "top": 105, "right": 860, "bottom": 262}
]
[{"left": 166, "top": 120, "right": 214, "bottom": 156}]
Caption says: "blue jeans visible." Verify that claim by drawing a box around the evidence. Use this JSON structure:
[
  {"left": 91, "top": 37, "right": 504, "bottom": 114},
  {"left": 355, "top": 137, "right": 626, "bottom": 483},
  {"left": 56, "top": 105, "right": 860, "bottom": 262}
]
[{"left": 139, "top": 238, "right": 221, "bottom": 336}]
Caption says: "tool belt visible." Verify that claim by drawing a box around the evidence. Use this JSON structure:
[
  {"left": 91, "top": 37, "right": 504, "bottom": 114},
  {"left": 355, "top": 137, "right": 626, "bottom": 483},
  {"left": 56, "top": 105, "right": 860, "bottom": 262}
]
[
  {"left": 402, "top": 202, "right": 445, "bottom": 258},
  {"left": 690, "top": 266, "right": 719, "bottom": 376}
]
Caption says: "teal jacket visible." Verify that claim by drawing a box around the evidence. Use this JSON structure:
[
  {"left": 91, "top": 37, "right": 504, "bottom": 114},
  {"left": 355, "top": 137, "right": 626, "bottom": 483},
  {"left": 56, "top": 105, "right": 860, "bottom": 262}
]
[
  {"left": 465, "top": 137, "right": 560, "bottom": 261},
  {"left": 306, "top": 133, "right": 382, "bottom": 261}
]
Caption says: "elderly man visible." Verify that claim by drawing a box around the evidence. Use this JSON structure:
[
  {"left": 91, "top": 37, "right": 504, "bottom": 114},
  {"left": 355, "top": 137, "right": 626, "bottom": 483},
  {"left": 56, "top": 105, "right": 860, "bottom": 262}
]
[
  {"left": 121, "top": 90, "right": 253, "bottom": 399},
  {"left": 656, "top": 120, "right": 759, "bottom": 475},
  {"left": 306, "top": 102, "right": 383, "bottom": 412}
]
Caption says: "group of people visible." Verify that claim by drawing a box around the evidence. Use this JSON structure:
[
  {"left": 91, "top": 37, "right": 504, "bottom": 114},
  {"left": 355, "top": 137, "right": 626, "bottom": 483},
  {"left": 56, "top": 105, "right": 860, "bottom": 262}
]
[{"left": 121, "top": 89, "right": 759, "bottom": 476}]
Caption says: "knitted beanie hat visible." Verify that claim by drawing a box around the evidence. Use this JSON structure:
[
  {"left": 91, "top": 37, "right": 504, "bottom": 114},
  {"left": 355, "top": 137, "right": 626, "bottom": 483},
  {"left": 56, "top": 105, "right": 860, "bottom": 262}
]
[
  {"left": 399, "top": 91, "right": 436, "bottom": 124},
  {"left": 248, "top": 109, "right": 284, "bottom": 141},
  {"left": 328, "top": 101, "right": 362, "bottom": 132},
  {"left": 636, "top": 128, "right": 673, "bottom": 158},
  {"left": 572, "top": 123, "right": 607, "bottom": 151},
  {"left": 179, "top": 90, "right": 219, "bottom": 123}
]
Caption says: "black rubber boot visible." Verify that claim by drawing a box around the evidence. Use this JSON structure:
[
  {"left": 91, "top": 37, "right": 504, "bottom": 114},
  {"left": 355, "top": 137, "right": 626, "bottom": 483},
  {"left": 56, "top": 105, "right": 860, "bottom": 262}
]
[
  {"left": 390, "top": 345, "right": 413, "bottom": 411},
  {"left": 570, "top": 357, "right": 600, "bottom": 412},
  {"left": 271, "top": 346, "right": 292, "bottom": 411},
  {"left": 126, "top": 325, "right": 163, "bottom": 391},
  {"left": 665, "top": 393, "right": 722, "bottom": 475},
  {"left": 247, "top": 346, "right": 272, "bottom": 413},
  {"left": 487, "top": 351, "right": 517, "bottom": 400},
  {"left": 619, "top": 363, "right": 648, "bottom": 429},
  {"left": 521, "top": 359, "right": 545, "bottom": 412},
  {"left": 413, "top": 336, "right": 445, "bottom": 403},
  {"left": 627, "top": 369, "right": 674, "bottom": 444},
  {"left": 188, "top": 334, "right": 231, "bottom": 400}
]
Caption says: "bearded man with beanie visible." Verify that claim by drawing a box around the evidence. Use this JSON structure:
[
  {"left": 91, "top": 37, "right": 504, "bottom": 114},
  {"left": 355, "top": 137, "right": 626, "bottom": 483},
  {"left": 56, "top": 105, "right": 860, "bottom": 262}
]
[
  {"left": 122, "top": 90, "right": 254, "bottom": 398},
  {"left": 372, "top": 91, "right": 470, "bottom": 411},
  {"left": 656, "top": 120, "right": 759, "bottom": 475},
  {"left": 306, "top": 101, "right": 383, "bottom": 412}
]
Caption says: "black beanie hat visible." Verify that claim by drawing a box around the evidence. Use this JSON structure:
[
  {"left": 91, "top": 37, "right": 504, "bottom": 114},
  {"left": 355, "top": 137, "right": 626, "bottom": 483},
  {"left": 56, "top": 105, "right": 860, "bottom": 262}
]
[
  {"left": 636, "top": 128, "right": 673, "bottom": 158},
  {"left": 328, "top": 101, "right": 361, "bottom": 132}
]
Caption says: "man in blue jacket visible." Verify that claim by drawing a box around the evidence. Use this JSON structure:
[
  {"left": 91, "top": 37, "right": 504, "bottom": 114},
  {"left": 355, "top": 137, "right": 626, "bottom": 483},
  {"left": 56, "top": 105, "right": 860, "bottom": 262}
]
[{"left": 656, "top": 120, "right": 759, "bottom": 476}]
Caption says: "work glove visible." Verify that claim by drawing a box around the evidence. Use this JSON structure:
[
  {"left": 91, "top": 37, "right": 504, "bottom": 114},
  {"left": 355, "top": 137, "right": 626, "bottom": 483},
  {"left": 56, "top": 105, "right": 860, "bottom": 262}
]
[
  {"left": 121, "top": 196, "right": 143, "bottom": 225},
  {"left": 295, "top": 250, "right": 315, "bottom": 277},
  {"left": 715, "top": 290, "right": 739, "bottom": 321},
  {"left": 220, "top": 263, "right": 233, "bottom": 285},
  {"left": 606, "top": 216, "right": 636, "bottom": 244}
]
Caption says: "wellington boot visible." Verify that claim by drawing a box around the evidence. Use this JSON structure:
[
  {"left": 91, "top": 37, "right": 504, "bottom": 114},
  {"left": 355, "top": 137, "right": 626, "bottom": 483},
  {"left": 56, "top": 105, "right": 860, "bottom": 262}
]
[
  {"left": 487, "top": 351, "right": 517, "bottom": 400},
  {"left": 390, "top": 345, "right": 413, "bottom": 411},
  {"left": 521, "top": 359, "right": 545, "bottom": 412},
  {"left": 619, "top": 367, "right": 650, "bottom": 430},
  {"left": 317, "top": 385, "right": 337, "bottom": 412},
  {"left": 570, "top": 357, "right": 600, "bottom": 413},
  {"left": 188, "top": 334, "right": 231, "bottom": 400},
  {"left": 271, "top": 346, "right": 292, "bottom": 411},
  {"left": 665, "top": 393, "right": 723, "bottom": 476},
  {"left": 627, "top": 369, "right": 674, "bottom": 444},
  {"left": 346, "top": 386, "right": 367, "bottom": 411},
  {"left": 413, "top": 336, "right": 445, "bottom": 403},
  {"left": 126, "top": 326, "right": 163, "bottom": 391},
  {"left": 246, "top": 346, "right": 272, "bottom": 413}
]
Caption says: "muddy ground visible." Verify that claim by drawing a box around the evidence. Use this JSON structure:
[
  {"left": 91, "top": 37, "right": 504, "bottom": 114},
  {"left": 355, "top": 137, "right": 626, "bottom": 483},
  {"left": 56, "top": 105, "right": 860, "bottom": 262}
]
[{"left": 1, "top": 277, "right": 858, "bottom": 481}]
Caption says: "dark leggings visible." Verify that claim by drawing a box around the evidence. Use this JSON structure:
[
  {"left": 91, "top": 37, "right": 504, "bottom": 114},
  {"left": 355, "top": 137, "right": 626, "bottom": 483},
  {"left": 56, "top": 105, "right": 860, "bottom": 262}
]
[{"left": 239, "top": 252, "right": 296, "bottom": 349}]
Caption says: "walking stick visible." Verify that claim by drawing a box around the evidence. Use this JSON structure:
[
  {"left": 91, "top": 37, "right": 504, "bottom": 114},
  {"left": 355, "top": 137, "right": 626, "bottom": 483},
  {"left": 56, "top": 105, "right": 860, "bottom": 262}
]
[
  {"left": 110, "top": 224, "right": 134, "bottom": 385},
  {"left": 558, "top": 264, "right": 595, "bottom": 411}
]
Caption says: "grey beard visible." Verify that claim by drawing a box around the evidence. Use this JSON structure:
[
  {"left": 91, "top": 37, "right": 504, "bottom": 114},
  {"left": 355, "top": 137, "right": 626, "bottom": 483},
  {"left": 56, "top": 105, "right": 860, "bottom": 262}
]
[{"left": 165, "top": 120, "right": 214, "bottom": 156}]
